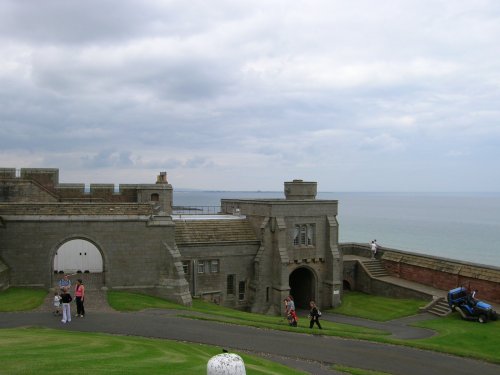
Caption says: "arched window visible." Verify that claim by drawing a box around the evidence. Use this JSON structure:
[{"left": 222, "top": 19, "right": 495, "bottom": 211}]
[{"left": 151, "top": 193, "right": 159, "bottom": 201}]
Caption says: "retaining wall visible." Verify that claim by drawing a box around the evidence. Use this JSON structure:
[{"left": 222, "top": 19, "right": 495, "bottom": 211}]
[{"left": 340, "top": 243, "right": 500, "bottom": 303}]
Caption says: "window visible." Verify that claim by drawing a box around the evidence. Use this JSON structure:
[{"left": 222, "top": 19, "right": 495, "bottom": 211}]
[
  {"left": 293, "top": 226, "right": 300, "bottom": 246},
  {"left": 210, "top": 259, "right": 219, "bottom": 273},
  {"left": 300, "top": 225, "right": 307, "bottom": 245},
  {"left": 182, "top": 261, "right": 190, "bottom": 275},
  {"left": 238, "top": 281, "right": 246, "bottom": 301},
  {"left": 307, "top": 224, "right": 315, "bottom": 245},
  {"left": 266, "top": 287, "right": 270, "bottom": 302},
  {"left": 293, "top": 224, "right": 315, "bottom": 247},
  {"left": 150, "top": 193, "right": 159, "bottom": 201},
  {"left": 197, "top": 259, "right": 220, "bottom": 274},
  {"left": 227, "top": 274, "right": 235, "bottom": 295},
  {"left": 197, "top": 260, "right": 205, "bottom": 274}
]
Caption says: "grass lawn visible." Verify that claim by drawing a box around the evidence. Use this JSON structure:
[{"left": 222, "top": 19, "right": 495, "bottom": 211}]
[
  {"left": 331, "top": 291, "right": 427, "bottom": 321},
  {"left": 0, "top": 287, "right": 47, "bottom": 312},
  {"left": 409, "top": 313, "right": 500, "bottom": 364},
  {"left": 0, "top": 327, "right": 306, "bottom": 375},
  {"left": 107, "top": 290, "right": 187, "bottom": 311}
]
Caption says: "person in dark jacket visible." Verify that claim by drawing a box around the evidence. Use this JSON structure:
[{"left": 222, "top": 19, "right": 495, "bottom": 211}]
[
  {"left": 60, "top": 287, "right": 73, "bottom": 323},
  {"left": 309, "top": 300, "right": 322, "bottom": 329}
]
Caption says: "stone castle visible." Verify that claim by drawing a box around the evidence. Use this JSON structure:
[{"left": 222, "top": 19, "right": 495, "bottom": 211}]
[
  {"left": 0, "top": 168, "right": 341, "bottom": 313},
  {"left": 2, "top": 168, "right": 499, "bottom": 313}
]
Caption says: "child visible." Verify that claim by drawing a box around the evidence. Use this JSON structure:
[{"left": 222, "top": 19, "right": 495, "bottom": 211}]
[
  {"left": 53, "top": 292, "right": 62, "bottom": 316},
  {"left": 60, "top": 287, "right": 73, "bottom": 323}
]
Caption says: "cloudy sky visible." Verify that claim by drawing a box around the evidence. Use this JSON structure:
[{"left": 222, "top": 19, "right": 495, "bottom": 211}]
[{"left": 1, "top": 0, "right": 499, "bottom": 192}]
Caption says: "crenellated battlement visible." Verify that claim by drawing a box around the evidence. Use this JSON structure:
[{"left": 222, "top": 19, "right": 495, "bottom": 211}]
[{"left": 0, "top": 167, "right": 173, "bottom": 214}]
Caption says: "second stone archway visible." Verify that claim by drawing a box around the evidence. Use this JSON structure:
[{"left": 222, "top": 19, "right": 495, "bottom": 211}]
[{"left": 289, "top": 267, "right": 316, "bottom": 309}]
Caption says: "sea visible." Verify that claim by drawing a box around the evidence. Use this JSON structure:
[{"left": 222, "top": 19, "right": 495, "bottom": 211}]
[{"left": 173, "top": 191, "right": 500, "bottom": 268}]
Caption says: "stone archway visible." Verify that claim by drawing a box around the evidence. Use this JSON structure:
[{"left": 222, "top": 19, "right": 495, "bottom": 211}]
[
  {"left": 53, "top": 239, "right": 103, "bottom": 274},
  {"left": 289, "top": 267, "right": 316, "bottom": 309}
]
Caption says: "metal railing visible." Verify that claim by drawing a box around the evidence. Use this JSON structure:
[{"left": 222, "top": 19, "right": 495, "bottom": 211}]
[{"left": 172, "top": 206, "right": 222, "bottom": 215}]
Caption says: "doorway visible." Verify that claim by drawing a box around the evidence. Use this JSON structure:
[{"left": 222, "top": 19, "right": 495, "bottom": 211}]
[
  {"left": 289, "top": 267, "right": 316, "bottom": 309},
  {"left": 53, "top": 239, "right": 103, "bottom": 274}
]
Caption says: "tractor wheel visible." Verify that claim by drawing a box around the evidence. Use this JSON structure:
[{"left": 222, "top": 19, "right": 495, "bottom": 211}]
[
  {"left": 491, "top": 312, "right": 498, "bottom": 321},
  {"left": 478, "top": 314, "right": 487, "bottom": 323}
]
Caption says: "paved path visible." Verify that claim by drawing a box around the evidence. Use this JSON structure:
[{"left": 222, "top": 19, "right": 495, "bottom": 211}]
[
  {"left": 318, "top": 311, "right": 437, "bottom": 339},
  {"left": 1, "top": 309, "right": 499, "bottom": 375}
]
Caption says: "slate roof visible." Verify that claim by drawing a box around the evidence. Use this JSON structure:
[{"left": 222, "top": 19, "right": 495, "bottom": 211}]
[{"left": 174, "top": 219, "right": 258, "bottom": 244}]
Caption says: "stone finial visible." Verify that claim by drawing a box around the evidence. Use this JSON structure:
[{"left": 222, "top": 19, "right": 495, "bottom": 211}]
[
  {"left": 156, "top": 171, "right": 168, "bottom": 184},
  {"left": 207, "top": 353, "right": 246, "bottom": 375}
]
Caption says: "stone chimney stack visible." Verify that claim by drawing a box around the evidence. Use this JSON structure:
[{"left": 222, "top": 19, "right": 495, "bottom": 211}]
[
  {"left": 284, "top": 179, "right": 317, "bottom": 200},
  {"left": 156, "top": 171, "right": 168, "bottom": 184}
]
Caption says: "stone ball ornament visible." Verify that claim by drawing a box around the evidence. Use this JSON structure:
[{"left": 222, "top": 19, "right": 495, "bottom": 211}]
[{"left": 207, "top": 353, "right": 246, "bottom": 375}]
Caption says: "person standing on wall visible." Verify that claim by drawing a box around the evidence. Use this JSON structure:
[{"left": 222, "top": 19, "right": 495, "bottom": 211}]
[
  {"left": 309, "top": 301, "right": 322, "bottom": 329},
  {"left": 370, "top": 240, "right": 378, "bottom": 259},
  {"left": 75, "top": 279, "right": 85, "bottom": 318}
]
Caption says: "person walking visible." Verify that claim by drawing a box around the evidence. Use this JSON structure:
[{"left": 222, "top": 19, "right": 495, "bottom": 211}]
[
  {"left": 60, "top": 287, "right": 73, "bottom": 324},
  {"left": 75, "top": 279, "right": 85, "bottom": 317},
  {"left": 287, "top": 295, "right": 298, "bottom": 327},
  {"left": 309, "top": 301, "right": 322, "bottom": 329}
]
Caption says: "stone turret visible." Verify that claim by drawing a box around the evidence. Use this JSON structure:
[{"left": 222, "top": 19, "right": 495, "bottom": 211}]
[
  {"left": 156, "top": 171, "right": 168, "bottom": 184},
  {"left": 284, "top": 179, "right": 317, "bottom": 200}
]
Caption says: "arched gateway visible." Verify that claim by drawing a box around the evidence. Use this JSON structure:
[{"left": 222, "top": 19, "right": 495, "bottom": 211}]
[
  {"left": 289, "top": 267, "right": 316, "bottom": 309},
  {"left": 53, "top": 239, "right": 103, "bottom": 274}
]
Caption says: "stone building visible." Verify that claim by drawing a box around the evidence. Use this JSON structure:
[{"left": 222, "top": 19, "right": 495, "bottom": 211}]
[{"left": 0, "top": 168, "right": 342, "bottom": 313}]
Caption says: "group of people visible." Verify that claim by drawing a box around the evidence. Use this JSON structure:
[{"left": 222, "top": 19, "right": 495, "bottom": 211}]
[
  {"left": 284, "top": 295, "right": 322, "bottom": 329},
  {"left": 53, "top": 274, "right": 85, "bottom": 323}
]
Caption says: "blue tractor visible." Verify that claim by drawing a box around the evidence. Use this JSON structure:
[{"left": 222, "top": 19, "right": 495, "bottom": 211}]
[{"left": 447, "top": 287, "right": 498, "bottom": 323}]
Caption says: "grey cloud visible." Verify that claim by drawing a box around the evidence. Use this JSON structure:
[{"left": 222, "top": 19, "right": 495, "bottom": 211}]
[{"left": 81, "top": 150, "right": 135, "bottom": 168}]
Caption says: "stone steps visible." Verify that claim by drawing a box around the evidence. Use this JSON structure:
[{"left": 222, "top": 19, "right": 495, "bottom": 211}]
[
  {"left": 423, "top": 298, "right": 452, "bottom": 317},
  {"left": 362, "top": 260, "right": 390, "bottom": 278}
]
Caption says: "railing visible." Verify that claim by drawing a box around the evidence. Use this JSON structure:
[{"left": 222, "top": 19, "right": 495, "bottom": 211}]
[{"left": 172, "top": 206, "right": 222, "bottom": 215}]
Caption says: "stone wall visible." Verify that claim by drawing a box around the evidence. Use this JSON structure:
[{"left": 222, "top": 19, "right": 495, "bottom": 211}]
[
  {"left": 0, "top": 213, "right": 190, "bottom": 304},
  {"left": 340, "top": 243, "right": 500, "bottom": 303},
  {"left": 0, "top": 180, "right": 59, "bottom": 203},
  {"left": 177, "top": 242, "right": 259, "bottom": 309},
  {"left": 382, "top": 250, "right": 500, "bottom": 303},
  {"left": 0, "top": 256, "right": 9, "bottom": 291}
]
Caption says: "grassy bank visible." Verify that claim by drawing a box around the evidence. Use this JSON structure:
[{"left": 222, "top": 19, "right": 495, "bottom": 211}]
[
  {"left": 331, "top": 291, "right": 427, "bottom": 321},
  {"left": 0, "top": 287, "right": 47, "bottom": 312},
  {"left": 0, "top": 327, "right": 306, "bottom": 375}
]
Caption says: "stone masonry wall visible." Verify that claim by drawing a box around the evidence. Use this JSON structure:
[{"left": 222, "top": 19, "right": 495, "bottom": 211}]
[
  {"left": 340, "top": 243, "right": 500, "bottom": 304},
  {"left": 178, "top": 242, "right": 259, "bottom": 309},
  {"left": 0, "top": 217, "right": 174, "bottom": 290}
]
